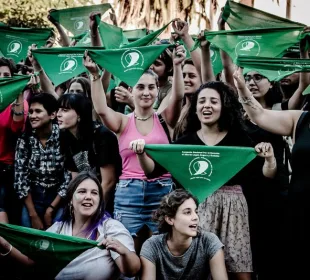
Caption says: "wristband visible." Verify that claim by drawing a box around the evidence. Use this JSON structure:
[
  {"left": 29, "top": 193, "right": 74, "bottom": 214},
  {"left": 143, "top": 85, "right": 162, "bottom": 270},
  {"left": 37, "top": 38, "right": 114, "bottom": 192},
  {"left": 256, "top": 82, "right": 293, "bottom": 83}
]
[
  {"left": 48, "top": 204, "right": 56, "bottom": 210},
  {"left": 0, "top": 244, "right": 12, "bottom": 257}
]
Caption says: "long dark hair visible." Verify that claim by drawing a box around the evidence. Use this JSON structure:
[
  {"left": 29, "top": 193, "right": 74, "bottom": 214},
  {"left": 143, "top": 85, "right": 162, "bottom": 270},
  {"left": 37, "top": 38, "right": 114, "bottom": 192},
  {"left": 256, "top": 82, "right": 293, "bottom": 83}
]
[
  {"left": 60, "top": 171, "right": 110, "bottom": 240},
  {"left": 58, "top": 93, "right": 93, "bottom": 144},
  {"left": 153, "top": 189, "right": 199, "bottom": 236},
  {"left": 68, "top": 77, "right": 91, "bottom": 100},
  {"left": 184, "top": 81, "right": 245, "bottom": 135}
]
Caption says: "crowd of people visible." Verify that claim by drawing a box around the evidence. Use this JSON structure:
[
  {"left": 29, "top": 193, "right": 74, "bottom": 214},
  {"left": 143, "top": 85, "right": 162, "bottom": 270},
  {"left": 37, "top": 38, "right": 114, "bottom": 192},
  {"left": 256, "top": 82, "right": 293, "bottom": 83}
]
[{"left": 0, "top": 3, "right": 310, "bottom": 280}]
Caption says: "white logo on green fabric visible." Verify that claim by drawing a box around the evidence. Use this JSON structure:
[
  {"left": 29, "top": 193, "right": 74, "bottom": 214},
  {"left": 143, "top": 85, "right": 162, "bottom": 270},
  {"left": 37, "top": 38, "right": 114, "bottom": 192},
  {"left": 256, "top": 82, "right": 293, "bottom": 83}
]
[
  {"left": 235, "top": 40, "right": 260, "bottom": 56},
  {"left": 121, "top": 49, "right": 144, "bottom": 71},
  {"left": 7, "top": 40, "right": 22, "bottom": 55},
  {"left": 210, "top": 49, "right": 217, "bottom": 63},
  {"left": 60, "top": 57, "right": 78, "bottom": 73},
  {"left": 81, "top": 36, "right": 91, "bottom": 45},
  {"left": 277, "top": 64, "right": 302, "bottom": 76},
  {"left": 189, "top": 157, "right": 212, "bottom": 181},
  {"left": 30, "top": 239, "right": 54, "bottom": 252},
  {"left": 74, "top": 20, "right": 85, "bottom": 30}
]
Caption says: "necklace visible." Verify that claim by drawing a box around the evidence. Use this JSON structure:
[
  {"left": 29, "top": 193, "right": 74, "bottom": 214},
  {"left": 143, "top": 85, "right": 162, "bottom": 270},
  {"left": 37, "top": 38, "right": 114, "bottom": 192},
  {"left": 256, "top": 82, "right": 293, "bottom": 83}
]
[{"left": 134, "top": 112, "right": 153, "bottom": 121}]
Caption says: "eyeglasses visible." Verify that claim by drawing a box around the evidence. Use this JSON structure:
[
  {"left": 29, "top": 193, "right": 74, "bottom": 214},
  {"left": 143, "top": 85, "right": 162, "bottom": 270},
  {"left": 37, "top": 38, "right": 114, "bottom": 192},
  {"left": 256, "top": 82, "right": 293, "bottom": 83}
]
[{"left": 244, "top": 74, "right": 265, "bottom": 83}]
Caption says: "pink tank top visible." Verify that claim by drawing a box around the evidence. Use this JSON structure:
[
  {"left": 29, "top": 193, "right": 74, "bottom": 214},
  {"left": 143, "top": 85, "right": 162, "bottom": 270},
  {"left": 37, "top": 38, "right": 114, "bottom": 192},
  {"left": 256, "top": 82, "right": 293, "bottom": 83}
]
[{"left": 119, "top": 113, "right": 171, "bottom": 180}]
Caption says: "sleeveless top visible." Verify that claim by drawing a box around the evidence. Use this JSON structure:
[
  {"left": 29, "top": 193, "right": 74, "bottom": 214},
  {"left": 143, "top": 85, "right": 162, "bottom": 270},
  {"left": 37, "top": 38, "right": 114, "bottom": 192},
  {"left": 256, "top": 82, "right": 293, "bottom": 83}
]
[
  {"left": 118, "top": 113, "right": 171, "bottom": 180},
  {"left": 290, "top": 111, "right": 310, "bottom": 194}
]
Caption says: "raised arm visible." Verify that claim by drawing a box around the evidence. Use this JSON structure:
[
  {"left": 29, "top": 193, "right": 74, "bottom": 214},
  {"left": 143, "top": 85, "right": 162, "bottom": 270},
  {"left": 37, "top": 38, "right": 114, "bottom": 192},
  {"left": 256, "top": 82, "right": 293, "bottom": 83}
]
[
  {"left": 288, "top": 27, "right": 310, "bottom": 110},
  {"left": 198, "top": 31, "right": 215, "bottom": 83},
  {"left": 89, "top": 12, "right": 103, "bottom": 47},
  {"left": 158, "top": 44, "right": 185, "bottom": 128},
  {"left": 83, "top": 51, "right": 126, "bottom": 133},
  {"left": 172, "top": 19, "right": 202, "bottom": 75},
  {"left": 233, "top": 67, "right": 302, "bottom": 137},
  {"left": 27, "top": 45, "right": 58, "bottom": 99},
  {"left": 217, "top": 12, "right": 235, "bottom": 89},
  {"left": 47, "top": 10, "right": 70, "bottom": 47}
]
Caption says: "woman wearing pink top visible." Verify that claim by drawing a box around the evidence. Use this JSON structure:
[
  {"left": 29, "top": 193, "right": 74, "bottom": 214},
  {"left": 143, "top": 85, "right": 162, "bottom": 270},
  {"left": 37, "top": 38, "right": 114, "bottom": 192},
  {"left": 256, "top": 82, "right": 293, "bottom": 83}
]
[{"left": 83, "top": 45, "right": 186, "bottom": 252}]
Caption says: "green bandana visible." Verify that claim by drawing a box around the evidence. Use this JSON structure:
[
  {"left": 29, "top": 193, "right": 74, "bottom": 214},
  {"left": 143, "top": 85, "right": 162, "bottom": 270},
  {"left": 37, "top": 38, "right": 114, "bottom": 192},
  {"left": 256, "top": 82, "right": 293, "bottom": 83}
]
[
  {"left": 0, "top": 26, "right": 53, "bottom": 63},
  {"left": 31, "top": 47, "right": 98, "bottom": 86},
  {"left": 49, "top": 4, "right": 111, "bottom": 35},
  {"left": 0, "top": 223, "right": 101, "bottom": 279},
  {"left": 144, "top": 144, "right": 257, "bottom": 202},
  {"left": 302, "top": 84, "right": 310, "bottom": 95},
  {"left": 95, "top": 16, "right": 128, "bottom": 49},
  {"left": 237, "top": 56, "right": 310, "bottom": 81},
  {"left": 222, "top": 0, "right": 304, "bottom": 30},
  {"left": 124, "top": 29, "right": 148, "bottom": 42},
  {"left": 0, "top": 75, "right": 30, "bottom": 112},
  {"left": 199, "top": 27, "right": 307, "bottom": 62},
  {"left": 75, "top": 31, "right": 92, "bottom": 47},
  {"left": 210, "top": 45, "right": 223, "bottom": 75},
  {"left": 121, "top": 21, "right": 172, "bottom": 48},
  {"left": 88, "top": 44, "right": 171, "bottom": 87}
]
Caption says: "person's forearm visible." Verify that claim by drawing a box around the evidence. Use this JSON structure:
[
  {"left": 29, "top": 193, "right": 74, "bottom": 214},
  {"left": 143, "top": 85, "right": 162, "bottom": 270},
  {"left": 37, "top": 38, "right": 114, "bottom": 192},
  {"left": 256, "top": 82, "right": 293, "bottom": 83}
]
[
  {"left": 12, "top": 93, "right": 24, "bottom": 122},
  {"left": 182, "top": 34, "right": 201, "bottom": 75},
  {"left": 33, "top": 66, "right": 58, "bottom": 99},
  {"left": 263, "top": 157, "right": 277, "bottom": 178},
  {"left": 137, "top": 153, "right": 155, "bottom": 175},
  {"left": 118, "top": 252, "right": 141, "bottom": 277},
  {"left": 91, "top": 77, "right": 109, "bottom": 117},
  {"left": 4, "top": 245, "right": 35, "bottom": 266},
  {"left": 220, "top": 49, "right": 235, "bottom": 89},
  {"left": 91, "top": 29, "right": 102, "bottom": 47},
  {"left": 54, "top": 23, "right": 70, "bottom": 47},
  {"left": 101, "top": 70, "right": 111, "bottom": 94},
  {"left": 50, "top": 194, "right": 62, "bottom": 209},
  {"left": 201, "top": 45, "right": 215, "bottom": 82},
  {"left": 24, "top": 193, "right": 37, "bottom": 217}
]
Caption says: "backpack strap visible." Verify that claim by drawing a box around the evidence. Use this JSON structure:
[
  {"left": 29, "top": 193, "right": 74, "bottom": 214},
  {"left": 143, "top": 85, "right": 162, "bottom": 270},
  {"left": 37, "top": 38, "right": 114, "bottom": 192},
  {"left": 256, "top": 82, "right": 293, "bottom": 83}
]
[{"left": 158, "top": 114, "right": 172, "bottom": 143}]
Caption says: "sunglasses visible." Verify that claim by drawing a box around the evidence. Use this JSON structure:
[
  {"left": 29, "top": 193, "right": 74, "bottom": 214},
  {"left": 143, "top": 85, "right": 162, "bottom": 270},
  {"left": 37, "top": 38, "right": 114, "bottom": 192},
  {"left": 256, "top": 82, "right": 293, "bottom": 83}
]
[{"left": 244, "top": 74, "right": 265, "bottom": 83}]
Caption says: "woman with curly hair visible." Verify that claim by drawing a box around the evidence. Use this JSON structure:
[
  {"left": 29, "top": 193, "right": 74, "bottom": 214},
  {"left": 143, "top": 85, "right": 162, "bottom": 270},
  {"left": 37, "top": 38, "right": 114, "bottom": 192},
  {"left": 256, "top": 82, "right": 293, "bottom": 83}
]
[
  {"left": 139, "top": 189, "right": 228, "bottom": 280},
  {"left": 130, "top": 82, "right": 277, "bottom": 280}
]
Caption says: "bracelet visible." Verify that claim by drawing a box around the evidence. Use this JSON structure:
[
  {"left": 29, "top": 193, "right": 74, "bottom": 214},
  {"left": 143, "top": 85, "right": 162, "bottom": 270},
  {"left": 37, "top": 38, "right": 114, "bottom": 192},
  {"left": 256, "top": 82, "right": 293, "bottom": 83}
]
[
  {"left": 11, "top": 108, "right": 24, "bottom": 116},
  {"left": 238, "top": 95, "right": 253, "bottom": 104},
  {"left": 48, "top": 204, "right": 56, "bottom": 210},
  {"left": 0, "top": 244, "right": 12, "bottom": 257},
  {"left": 90, "top": 73, "right": 101, "bottom": 81}
]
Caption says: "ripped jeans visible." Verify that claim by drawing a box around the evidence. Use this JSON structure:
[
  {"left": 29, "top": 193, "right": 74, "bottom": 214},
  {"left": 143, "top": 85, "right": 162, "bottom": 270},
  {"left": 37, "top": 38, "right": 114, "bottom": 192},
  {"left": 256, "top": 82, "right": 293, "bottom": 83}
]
[{"left": 114, "top": 178, "right": 174, "bottom": 235}]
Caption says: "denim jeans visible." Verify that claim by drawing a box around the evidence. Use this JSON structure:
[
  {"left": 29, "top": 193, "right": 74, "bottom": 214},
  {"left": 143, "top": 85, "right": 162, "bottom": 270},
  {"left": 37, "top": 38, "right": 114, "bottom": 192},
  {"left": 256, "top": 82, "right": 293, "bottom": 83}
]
[
  {"left": 114, "top": 178, "right": 174, "bottom": 235},
  {"left": 21, "top": 184, "right": 63, "bottom": 228}
]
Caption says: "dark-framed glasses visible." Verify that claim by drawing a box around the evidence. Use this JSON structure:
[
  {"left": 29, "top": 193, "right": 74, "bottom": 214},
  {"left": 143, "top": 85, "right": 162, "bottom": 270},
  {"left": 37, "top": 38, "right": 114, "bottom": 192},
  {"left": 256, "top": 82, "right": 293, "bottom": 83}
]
[{"left": 244, "top": 74, "right": 265, "bottom": 83}]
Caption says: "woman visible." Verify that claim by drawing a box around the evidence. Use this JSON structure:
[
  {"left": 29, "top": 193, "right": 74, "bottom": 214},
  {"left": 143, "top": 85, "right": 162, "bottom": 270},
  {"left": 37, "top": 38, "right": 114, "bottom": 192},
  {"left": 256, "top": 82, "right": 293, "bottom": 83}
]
[
  {"left": 0, "top": 171, "right": 140, "bottom": 279},
  {"left": 67, "top": 76, "right": 91, "bottom": 100},
  {"left": 233, "top": 67, "right": 310, "bottom": 279},
  {"left": 140, "top": 189, "right": 228, "bottom": 280},
  {"left": 130, "top": 82, "right": 277, "bottom": 280},
  {"left": 83, "top": 45, "right": 186, "bottom": 253},
  {"left": 57, "top": 93, "right": 122, "bottom": 213}
]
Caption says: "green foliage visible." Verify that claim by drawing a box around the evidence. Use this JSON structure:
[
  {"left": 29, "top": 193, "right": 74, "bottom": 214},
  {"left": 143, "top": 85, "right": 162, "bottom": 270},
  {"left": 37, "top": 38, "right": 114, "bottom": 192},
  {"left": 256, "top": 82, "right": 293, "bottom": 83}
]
[{"left": 0, "top": 0, "right": 96, "bottom": 28}]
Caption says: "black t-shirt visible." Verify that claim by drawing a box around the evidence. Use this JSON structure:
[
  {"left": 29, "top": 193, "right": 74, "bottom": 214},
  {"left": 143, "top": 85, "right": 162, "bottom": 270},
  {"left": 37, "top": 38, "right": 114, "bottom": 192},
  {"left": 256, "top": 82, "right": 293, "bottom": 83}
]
[{"left": 60, "top": 124, "right": 122, "bottom": 180}]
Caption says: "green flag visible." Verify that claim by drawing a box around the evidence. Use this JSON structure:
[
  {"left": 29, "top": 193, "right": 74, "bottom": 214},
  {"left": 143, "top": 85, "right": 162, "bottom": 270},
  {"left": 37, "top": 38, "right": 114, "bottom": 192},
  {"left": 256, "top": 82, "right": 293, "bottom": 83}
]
[
  {"left": 88, "top": 44, "right": 171, "bottom": 87},
  {"left": 96, "top": 16, "right": 128, "bottom": 49},
  {"left": 0, "top": 223, "right": 100, "bottom": 278},
  {"left": 0, "top": 75, "right": 30, "bottom": 112},
  {"left": 75, "top": 31, "right": 92, "bottom": 47},
  {"left": 237, "top": 56, "right": 310, "bottom": 81},
  {"left": 144, "top": 144, "right": 257, "bottom": 202},
  {"left": 0, "top": 26, "right": 53, "bottom": 63},
  {"left": 49, "top": 3, "right": 112, "bottom": 35},
  {"left": 202, "top": 27, "right": 307, "bottom": 62},
  {"left": 121, "top": 21, "right": 172, "bottom": 48},
  {"left": 210, "top": 45, "right": 223, "bottom": 75},
  {"left": 124, "top": 28, "right": 148, "bottom": 42},
  {"left": 222, "top": 0, "right": 304, "bottom": 30},
  {"left": 32, "top": 47, "right": 101, "bottom": 86}
]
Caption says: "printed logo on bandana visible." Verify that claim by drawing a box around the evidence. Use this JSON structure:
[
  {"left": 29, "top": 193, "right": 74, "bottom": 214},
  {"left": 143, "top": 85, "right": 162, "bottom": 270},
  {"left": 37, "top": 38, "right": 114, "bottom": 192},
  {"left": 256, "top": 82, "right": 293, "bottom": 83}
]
[
  {"left": 189, "top": 157, "right": 212, "bottom": 181},
  {"left": 121, "top": 49, "right": 144, "bottom": 71},
  {"left": 74, "top": 20, "right": 85, "bottom": 31},
  {"left": 81, "top": 36, "right": 91, "bottom": 45},
  {"left": 235, "top": 39, "right": 260, "bottom": 56},
  {"left": 7, "top": 40, "right": 22, "bottom": 56},
  {"left": 277, "top": 64, "right": 302, "bottom": 76},
  {"left": 60, "top": 57, "right": 78, "bottom": 73},
  {"left": 30, "top": 239, "right": 55, "bottom": 252},
  {"left": 210, "top": 48, "right": 217, "bottom": 64}
]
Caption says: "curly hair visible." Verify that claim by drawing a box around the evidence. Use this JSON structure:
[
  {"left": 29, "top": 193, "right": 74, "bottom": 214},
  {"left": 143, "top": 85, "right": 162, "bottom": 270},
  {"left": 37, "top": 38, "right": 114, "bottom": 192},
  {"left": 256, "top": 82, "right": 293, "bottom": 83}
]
[
  {"left": 153, "top": 189, "right": 199, "bottom": 235},
  {"left": 184, "top": 81, "right": 245, "bottom": 135}
]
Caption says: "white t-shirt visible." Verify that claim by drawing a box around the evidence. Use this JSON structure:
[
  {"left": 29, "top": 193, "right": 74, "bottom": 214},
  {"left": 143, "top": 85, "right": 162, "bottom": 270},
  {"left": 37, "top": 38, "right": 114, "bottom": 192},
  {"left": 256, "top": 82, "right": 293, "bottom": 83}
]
[{"left": 47, "top": 218, "right": 135, "bottom": 280}]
